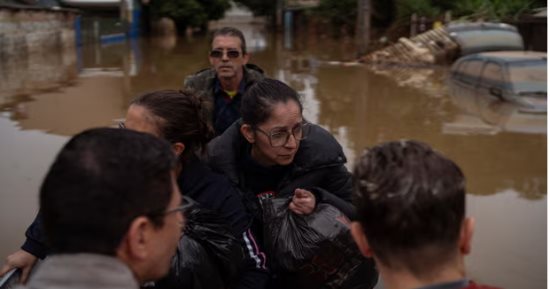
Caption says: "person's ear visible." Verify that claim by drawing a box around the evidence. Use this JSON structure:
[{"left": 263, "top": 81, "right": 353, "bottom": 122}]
[
  {"left": 240, "top": 124, "right": 255, "bottom": 144},
  {"left": 459, "top": 217, "right": 475, "bottom": 255},
  {"left": 351, "top": 222, "right": 374, "bottom": 257},
  {"left": 123, "top": 216, "right": 154, "bottom": 261},
  {"left": 242, "top": 52, "right": 250, "bottom": 65},
  {"left": 172, "top": 142, "right": 185, "bottom": 158}
]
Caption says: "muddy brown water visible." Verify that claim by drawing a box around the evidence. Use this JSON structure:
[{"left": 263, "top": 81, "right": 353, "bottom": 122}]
[{"left": 0, "top": 25, "right": 545, "bottom": 288}]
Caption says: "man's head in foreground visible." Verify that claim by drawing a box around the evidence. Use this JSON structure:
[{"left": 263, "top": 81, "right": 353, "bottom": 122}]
[
  {"left": 40, "top": 127, "right": 183, "bottom": 283},
  {"left": 351, "top": 140, "right": 474, "bottom": 289}
]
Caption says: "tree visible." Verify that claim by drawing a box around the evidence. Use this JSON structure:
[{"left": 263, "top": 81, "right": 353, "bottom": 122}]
[
  {"left": 313, "top": 0, "right": 358, "bottom": 35},
  {"left": 150, "top": 0, "right": 230, "bottom": 33},
  {"left": 233, "top": 0, "right": 277, "bottom": 17}
]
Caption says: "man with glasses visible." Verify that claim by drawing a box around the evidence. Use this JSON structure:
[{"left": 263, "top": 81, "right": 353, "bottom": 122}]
[
  {"left": 184, "top": 26, "right": 265, "bottom": 135},
  {"left": 13, "top": 128, "right": 189, "bottom": 289}
]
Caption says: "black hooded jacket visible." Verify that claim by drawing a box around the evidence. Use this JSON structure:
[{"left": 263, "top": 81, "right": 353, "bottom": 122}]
[{"left": 206, "top": 121, "right": 356, "bottom": 227}]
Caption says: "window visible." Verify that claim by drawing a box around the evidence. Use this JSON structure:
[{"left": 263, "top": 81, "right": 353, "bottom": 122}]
[
  {"left": 459, "top": 60, "right": 484, "bottom": 84},
  {"left": 480, "top": 62, "right": 504, "bottom": 88}
]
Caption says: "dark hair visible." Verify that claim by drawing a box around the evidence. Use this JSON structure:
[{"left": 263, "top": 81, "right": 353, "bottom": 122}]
[
  {"left": 241, "top": 78, "right": 303, "bottom": 127},
  {"left": 353, "top": 140, "right": 465, "bottom": 277},
  {"left": 40, "top": 128, "right": 177, "bottom": 255},
  {"left": 130, "top": 89, "right": 214, "bottom": 160},
  {"left": 212, "top": 26, "right": 247, "bottom": 54}
]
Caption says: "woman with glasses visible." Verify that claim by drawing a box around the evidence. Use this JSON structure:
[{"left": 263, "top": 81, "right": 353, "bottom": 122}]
[
  {"left": 206, "top": 78, "right": 355, "bottom": 253},
  {"left": 207, "top": 78, "right": 353, "bottom": 223}
]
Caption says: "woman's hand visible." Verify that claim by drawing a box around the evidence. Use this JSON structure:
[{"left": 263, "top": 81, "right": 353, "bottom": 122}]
[
  {"left": 288, "top": 188, "right": 316, "bottom": 215},
  {"left": 0, "top": 249, "right": 38, "bottom": 284}
]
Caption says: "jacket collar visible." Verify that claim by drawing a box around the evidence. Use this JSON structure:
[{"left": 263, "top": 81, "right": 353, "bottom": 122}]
[{"left": 26, "top": 254, "right": 139, "bottom": 289}]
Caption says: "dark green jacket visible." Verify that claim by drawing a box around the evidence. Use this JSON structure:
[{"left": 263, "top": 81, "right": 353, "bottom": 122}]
[{"left": 183, "top": 64, "right": 265, "bottom": 135}]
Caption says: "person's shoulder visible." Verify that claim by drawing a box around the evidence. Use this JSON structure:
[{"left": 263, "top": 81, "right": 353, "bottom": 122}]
[
  {"left": 186, "top": 159, "right": 237, "bottom": 196},
  {"left": 206, "top": 122, "right": 244, "bottom": 182},
  {"left": 294, "top": 123, "right": 347, "bottom": 168},
  {"left": 207, "top": 121, "right": 242, "bottom": 156},
  {"left": 243, "top": 64, "right": 265, "bottom": 82},
  {"left": 244, "top": 63, "right": 264, "bottom": 74},
  {"left": 184, "top": 68, "right": 216, "bottom": 88}
]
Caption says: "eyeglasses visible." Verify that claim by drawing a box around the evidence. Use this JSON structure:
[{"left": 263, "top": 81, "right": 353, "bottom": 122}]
[
  {"left": 209, "top": 49, "right": 241, "bottom": 59},
  {"left": 149, "top": 195, "right": 195, "bottom": 219},
  {"left": 254, "top": 121, "right": 311, "bottom": 147},
  {"left": 118, "top": 121, "right": 125, "bottom": 129}
]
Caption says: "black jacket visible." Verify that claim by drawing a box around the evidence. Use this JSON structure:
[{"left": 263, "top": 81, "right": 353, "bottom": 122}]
[
  {"left": 206, "top": 121, "right": 356, "bottom": 223},
  {"left": 175, "top": 155, "right": 269, "bottom": 289},
  {"left": 183, "top": 64, "right": 265, "bottom": 135}
]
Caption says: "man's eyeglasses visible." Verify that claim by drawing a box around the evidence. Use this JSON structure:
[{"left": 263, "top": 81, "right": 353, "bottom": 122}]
[
  {"left": 209, "top": 49, "right": 241, "bottom": 59},
  {"left": 254, "top": 121, "right": 311, "bottom": 147},
  {"left": 149, "top": 195, "right": 195, "bottom": 218}
]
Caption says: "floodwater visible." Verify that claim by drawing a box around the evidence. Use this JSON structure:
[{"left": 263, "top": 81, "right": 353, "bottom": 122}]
[{"left": 0, "top": 24, "right": 546, "bottom": 289}]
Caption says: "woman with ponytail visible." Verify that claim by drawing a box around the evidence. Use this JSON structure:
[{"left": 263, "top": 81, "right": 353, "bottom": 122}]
[{"left": 122, "top": 90, "right": 269, "bottom": 289}]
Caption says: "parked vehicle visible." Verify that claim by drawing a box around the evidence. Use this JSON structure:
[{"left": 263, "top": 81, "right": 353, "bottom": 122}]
[
  {"left": 446, "top": 22, "right": 524, "bottom": 56},
  {"left": 448, "top": 51, "right": 547, "bottom": 114}
]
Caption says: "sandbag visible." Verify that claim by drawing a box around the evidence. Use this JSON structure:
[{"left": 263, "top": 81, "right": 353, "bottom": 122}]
[{"left": 262, "top": 197, "right": 378, "bottom": 289}]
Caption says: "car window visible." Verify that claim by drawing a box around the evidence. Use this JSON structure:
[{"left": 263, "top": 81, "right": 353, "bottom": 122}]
[
  {"left": 480, "top": 62, "right": 504, "bottom": 88},
  {"left": 459, "top": 60, "right": 484, "bottom": 84},
  {"left": 509, "top": 61, "right": 547, "bottom": 94}
]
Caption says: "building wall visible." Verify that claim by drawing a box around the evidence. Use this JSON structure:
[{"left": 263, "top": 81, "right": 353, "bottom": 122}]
[
  {"left": 0, "top": 8, "right": 77, "bottom": 57},
  {"left": 0, "top": 7, "right": 78, "bottom": 106}
]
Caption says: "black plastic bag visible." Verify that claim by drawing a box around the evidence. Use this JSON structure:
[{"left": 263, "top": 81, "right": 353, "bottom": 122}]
[
  {"left": 154, "top": 204, "right": 245, "bottom": 289},
  {"left": 262, "top": 197, "right": 378, "bottom": 289}
]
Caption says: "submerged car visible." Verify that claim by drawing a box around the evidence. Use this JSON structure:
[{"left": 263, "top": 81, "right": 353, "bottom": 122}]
[
  {"left": 446, "top": 22, "right": 524, "bottom": 56},
  {"left": 448, "top": 51, "right": 547, "bottom": 113}
]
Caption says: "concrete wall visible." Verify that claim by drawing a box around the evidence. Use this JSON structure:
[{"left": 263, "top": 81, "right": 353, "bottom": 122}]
[
  {"left": 0, "top": 7, "right": 79, "bottom": 106},
  {"left": 0, "top": 7, "right": 77, "bottom": 57}
]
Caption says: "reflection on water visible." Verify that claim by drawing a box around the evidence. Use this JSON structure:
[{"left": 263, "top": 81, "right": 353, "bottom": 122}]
[
  {"left": 0, "top": 24, "right": 546, "bottom": 289},
  {"left": 0, "top": 116, "right": 69, "bottom": 260},
  {"left": 467, "top": 191, "right": 547, "bottom": 288}
]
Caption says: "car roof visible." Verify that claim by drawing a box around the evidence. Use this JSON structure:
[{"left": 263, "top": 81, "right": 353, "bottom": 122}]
[{"left": 460, "top": 51, "right": 547, "bottom": 63}]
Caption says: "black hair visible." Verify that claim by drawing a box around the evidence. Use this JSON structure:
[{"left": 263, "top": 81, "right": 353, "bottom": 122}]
[
  {"left": 241, "top": 78, "right": 303, "bottom": 127},
  {"left": 353, "top": 140, "right": 465, "bottom": 277},
  {"left": 40, "top": 128, "right": 177, "bottom": 255},
  {"left": 130, "top": 89, "right": 214, "bottom": 160},
  {"left": 212, "top": 26, "right": 247, "bottom": 54}
]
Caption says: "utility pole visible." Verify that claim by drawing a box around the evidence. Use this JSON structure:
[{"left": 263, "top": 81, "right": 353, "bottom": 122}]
[
  {"left": 356, "top": 0, "right": 371, "bottom": 56},
  {"left": 276, "top": 0, "right": 284, "bottom": 31}
]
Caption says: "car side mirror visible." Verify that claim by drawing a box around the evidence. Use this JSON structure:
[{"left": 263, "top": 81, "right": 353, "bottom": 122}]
[{"left": 489, "top": 87, "right": 503, "bottom": 99}]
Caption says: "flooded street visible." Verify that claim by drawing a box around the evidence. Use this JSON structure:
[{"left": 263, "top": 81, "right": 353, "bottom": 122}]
[{"left": 0, "top": 25, "right": 546, "bottom": 289}]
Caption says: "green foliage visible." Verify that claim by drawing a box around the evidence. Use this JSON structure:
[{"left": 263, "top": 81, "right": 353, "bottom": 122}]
[
  {"left": 233, "top": 0, "right": 277, "bottom": 17},
  {"left": 453, "top": 0, "right": 535, "bottom": 20},
  {"left": 395, "top": 0, "right": 441, "bottom": 20},
  {"left": 150, "top": 0, "right": 230, "bottom": 31},
  {"left": 383, "top": 0, "right": 541, "bottom": 22},
  {"left": 313, "top": 0, "right": 357, "bottom": 35}
]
